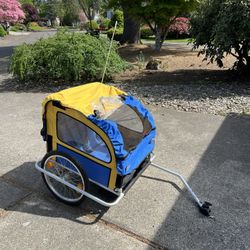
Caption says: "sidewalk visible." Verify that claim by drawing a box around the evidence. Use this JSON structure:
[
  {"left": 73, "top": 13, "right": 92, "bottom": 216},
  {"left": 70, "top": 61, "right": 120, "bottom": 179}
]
[{"left": 0, "top": 91, "right": 249, "bottom": 249}]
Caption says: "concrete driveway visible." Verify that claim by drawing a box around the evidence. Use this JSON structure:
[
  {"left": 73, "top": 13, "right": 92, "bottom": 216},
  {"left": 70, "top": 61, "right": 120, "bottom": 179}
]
[{"left": 0, "top": 32, "right": 250, "bottom": 250}]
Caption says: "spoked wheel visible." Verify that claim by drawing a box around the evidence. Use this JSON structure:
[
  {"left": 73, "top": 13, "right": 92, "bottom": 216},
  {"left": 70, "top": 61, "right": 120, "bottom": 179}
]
[{"left": 41, "top": 151, "right": 89, "bottom": 205}]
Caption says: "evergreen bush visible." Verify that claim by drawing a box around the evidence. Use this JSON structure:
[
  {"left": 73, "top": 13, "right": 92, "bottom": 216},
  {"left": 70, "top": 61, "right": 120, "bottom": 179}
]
[
  {"left": 10, "top": 32, "right": 128, "bottom": 81},
  {"left": 0, "top": 25, "right": 7, "bottom": 37}
]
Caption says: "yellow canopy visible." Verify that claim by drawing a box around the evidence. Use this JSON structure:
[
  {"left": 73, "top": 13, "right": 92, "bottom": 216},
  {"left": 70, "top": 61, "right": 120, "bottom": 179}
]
[{"left": 42, "top": 82, "right": 126, "bottom": 116}]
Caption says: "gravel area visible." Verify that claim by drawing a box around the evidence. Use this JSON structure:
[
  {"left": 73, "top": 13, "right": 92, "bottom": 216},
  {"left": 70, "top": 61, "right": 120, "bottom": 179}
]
[
  {"left": 1, "top": 33, "right": 249, "bottom": 116},
  {"left": 1, "top": 76, "right": 249, "bottom": 117},
  {"left": 1, "top": 77, "right": 249, "bottom": 116},
  {"left": 111, "top": 82, "right": 250, "bottom": 116}
]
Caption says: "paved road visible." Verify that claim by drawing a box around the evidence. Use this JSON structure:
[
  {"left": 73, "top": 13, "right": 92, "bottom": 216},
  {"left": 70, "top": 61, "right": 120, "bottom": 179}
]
[{"left": 0, "top": 32, "right": 250, "bottom": 250}]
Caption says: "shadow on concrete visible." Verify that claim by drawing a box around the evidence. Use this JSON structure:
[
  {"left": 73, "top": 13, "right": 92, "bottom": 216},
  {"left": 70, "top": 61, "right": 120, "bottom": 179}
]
[
  {"left": 0, "top": 46, "right": 14, "bottom": 57},
  {"left": 0, "top": 46, "right": 14, "bottom": 75},
  {"left": 0, "top": 161, "right": 109, "bottom": 225},
  {"left": 148, "top": 113, "right": 250, "bottom": 249}
]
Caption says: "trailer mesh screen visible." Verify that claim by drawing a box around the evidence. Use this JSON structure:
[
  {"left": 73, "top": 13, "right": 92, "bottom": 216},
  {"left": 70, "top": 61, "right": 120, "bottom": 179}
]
[{"left": 106, "top": 104, "right": 152, "bottom": 151}]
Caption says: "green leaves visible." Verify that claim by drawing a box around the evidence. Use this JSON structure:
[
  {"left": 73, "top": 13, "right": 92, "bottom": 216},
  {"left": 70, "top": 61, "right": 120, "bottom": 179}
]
[
  {"left": 0, "top": 25, "right": 7, "bottom": 37},
  {"left": 191, "top": 0, "right": 250, "bottom": 71},
  {"left": 110, "top": 0, "right": 198, "bottom": 50},
  {"left": 10, "top": 31, "right": 129, "bottom": 82}
]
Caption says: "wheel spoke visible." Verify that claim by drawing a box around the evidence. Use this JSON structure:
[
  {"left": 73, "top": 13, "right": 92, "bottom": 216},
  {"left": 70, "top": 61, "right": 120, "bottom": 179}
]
[{"left": 43, "top": 154, "right": 85, "bottom": 203}]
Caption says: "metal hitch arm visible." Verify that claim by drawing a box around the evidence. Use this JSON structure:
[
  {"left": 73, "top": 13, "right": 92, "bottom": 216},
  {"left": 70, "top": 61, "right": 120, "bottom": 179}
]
[{"left": 150, "top": 162, "right": 212, "bottom": 217}]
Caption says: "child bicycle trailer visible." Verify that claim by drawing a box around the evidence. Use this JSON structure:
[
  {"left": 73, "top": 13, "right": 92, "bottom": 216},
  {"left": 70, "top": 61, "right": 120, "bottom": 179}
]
[{"left": 35, "top": 82, "right": 212, "bottom": 216}]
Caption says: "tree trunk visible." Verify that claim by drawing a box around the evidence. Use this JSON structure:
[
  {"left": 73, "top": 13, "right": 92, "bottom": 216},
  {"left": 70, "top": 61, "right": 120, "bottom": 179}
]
[
  {"left": 120, "top": 5, "right": 140, "bottom": 44},
  {"left": 242, "top": 42, "right": 250, "bottom": 71},
  {"left": 242, "top": 54, "right": 250, "bottom": 74},
  {"left": 247, "top": 56, "right": 250, "bottom": 69},
  {"left": 154, "top": 25, "right": 169, "bottom": 51},
  {"left": 155, "top": 27, "right": 162, "bottom": 51}
]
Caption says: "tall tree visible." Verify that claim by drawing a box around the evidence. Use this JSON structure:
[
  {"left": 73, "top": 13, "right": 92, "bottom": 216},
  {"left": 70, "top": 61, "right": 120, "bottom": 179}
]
[
  {"left": 130, "top": 0, "right": 198, "bottom": 51},
  {"left": 78, "top": 0, "right": 100, "bottom": 21},
  {"left": 40, "top": 0, "right": 65, "bottom": 22},
  {"left": 109, "top": 0, "right": 198, "bottom": 50},
  {"left": 108, "top": 0, "right": 140, "bottom": 44},
  {"left": 120, "top": 3, "right": 140, "bottom": 44},
  {"left": 62, "top": 0, "right": 81, "bottom": 25}
]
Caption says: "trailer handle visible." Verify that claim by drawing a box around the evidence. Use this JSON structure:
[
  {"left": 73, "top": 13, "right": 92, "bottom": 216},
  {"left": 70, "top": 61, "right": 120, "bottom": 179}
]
[{"left": 150, "top": 161, "right": 212, "bottom": 217}]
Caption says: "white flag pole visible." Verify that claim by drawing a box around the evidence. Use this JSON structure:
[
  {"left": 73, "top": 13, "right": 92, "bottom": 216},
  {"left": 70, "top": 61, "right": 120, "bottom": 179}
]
[{"left": 101, "top": 21, "right": 118, "bottom": 83}]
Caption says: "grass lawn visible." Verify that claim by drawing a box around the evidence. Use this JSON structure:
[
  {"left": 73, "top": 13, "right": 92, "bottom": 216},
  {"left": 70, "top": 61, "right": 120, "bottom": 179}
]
[
  {"left": 165, "top": 38, "right": 194, "bottom": 43},
  {"left": 142, "top": 37, "right": 193, "bottom": 44},
  {"left": 29, "top": 25, "right": 47, "bottom": 31}
]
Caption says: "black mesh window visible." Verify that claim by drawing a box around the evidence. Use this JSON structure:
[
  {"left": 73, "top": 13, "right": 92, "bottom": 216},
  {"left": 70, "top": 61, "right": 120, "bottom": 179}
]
[
  {"left": 57, "top": 112, "right": 111, "bottom": 163},
  {"left": 107, "top": 105, "right": 152, "bottom": 151},
  {"left": 107, "top": 105, "right": 143, "bottom": 132}
]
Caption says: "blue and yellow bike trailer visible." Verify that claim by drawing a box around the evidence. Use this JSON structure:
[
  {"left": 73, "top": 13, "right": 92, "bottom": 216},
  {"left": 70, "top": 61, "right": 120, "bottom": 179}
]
[{"left": 35, "top": 82, "right": 212, "bottom": 216}]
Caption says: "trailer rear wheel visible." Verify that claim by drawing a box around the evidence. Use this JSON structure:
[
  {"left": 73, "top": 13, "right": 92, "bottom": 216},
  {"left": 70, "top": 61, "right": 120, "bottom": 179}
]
[{"left": 41, "top": 151, "right": 89, "bottom": 206}]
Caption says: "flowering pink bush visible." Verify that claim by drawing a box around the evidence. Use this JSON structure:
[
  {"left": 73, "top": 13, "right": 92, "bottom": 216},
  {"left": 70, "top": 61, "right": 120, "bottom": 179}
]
[
  {"left": 168, "top": 17, "right": 190, "bottom": 38},
  {"left": 0, "top": 0, "right": 25, "bottom": 23}
]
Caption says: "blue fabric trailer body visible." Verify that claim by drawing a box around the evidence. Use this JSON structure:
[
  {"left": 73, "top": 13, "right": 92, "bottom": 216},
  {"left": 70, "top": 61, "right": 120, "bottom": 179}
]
[
  {"left": 57, "top": 144, "right": 111, "bottom": 187},
  {"left": 116, "top": 130, "right": 156, "bottom": 175},
  {"left": 88, "top": 116, "right": 128, "bottom": 159},
  {"left": 88, "top": 95, "right": 156, "bottom": 176}
]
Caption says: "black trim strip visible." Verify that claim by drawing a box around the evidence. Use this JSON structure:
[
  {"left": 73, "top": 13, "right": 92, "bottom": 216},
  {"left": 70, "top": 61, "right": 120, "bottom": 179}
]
[
  {"left": 47, "top": 135, "right": 53, "bottom": 152},
  {"left": 41, "top": 100, "right": 52, "bottom": 141}
]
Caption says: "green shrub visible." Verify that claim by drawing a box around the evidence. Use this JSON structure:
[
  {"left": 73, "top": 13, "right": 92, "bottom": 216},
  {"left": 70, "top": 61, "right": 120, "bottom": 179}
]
[
  {"left": 107, "top": 27, "right": 123, "bottom": 41},
  {"left": 0, "top": 25, "right": 7, "bottom": 37},
  {"left": 10, "top": 32, "right": 128, "bottom": 82},
  {"left": 57, "top": 27, "right": 70, "bottom": 32},
  {"left": 85, "top": 20, "right": 99, "bottom": 30},
  {"left": 27, "top": 22, "right": 45, "bottom": 31},
  {"left": 109, "top": 10, "right": 124, "bottom": 28},
  {"left": 191, "top": 0, "right": 250, "bottom": 72},
  {"left": 10, "top": 23, "right": 27, "bottom": 32},
  {"left": 99, "top": 18, "right": 110, "bottom": 30},
  {"left": 140, "top": 27, "right": 154, "bottom": 39},
  {"left": 10, "top": 26, "right": 19, "bottom": 32}
]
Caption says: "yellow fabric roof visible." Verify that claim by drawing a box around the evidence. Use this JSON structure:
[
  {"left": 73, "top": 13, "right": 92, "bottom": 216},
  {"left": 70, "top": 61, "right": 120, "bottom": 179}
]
[{"left": 42, "top": 82, "right": 126, "bottom": 116}]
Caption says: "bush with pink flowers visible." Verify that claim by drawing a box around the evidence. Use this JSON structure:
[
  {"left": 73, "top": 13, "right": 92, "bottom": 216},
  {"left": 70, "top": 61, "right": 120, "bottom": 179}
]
[
  {"left": 168, "top": 17, "right": 191, "bottom": 39},
  {"left": 0, "top": 0, "right": 25, "bottom": 23}
]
